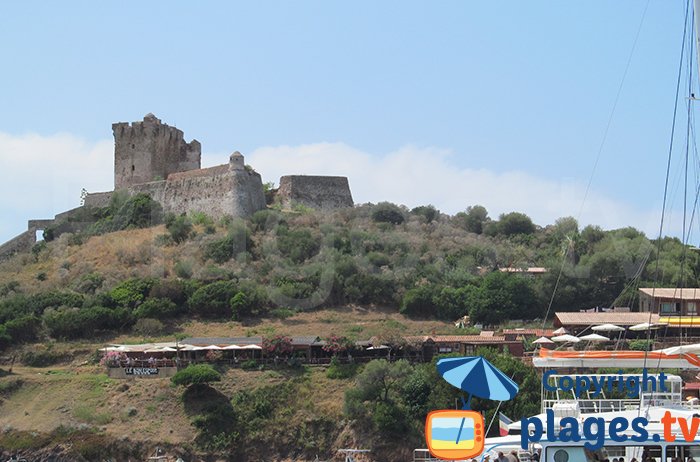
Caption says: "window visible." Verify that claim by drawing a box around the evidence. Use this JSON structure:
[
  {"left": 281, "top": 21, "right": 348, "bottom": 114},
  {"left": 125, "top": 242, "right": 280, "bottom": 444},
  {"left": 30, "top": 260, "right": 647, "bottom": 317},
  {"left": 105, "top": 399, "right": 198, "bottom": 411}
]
[
  {"left": 661, "top": 302, "right": 678, "bottom": 314},
  {"left": 545, "top": 445, "right": 662, "bottom": 462},
  {"left": 687, "top": 302, "right": 697, "bottom": 315},
  {"left": 666, "top": 445, "right": 700, "bottom": 462}
]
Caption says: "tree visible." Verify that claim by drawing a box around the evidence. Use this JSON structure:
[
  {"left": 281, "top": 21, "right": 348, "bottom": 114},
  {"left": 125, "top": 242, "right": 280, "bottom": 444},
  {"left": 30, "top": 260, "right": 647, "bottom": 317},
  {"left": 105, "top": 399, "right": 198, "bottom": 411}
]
[
  {"left": 411, "top": 205, "right": 440, "bottom": 223},
  {"left": 497, "top": 212, "right": 535, "bottom": 236},
  {"left": 400, "top": 285, "right": 440, "bottom": 318},
  {"left": 457, "top": 205, "right": 489, "bottom": 234},
  {"left": 371, "top": 202, "right": 405, "bottom": 225},
  {"left": 355, "top": 359, "right": 413, "bottom": 402},
  {"left": 188, "top": 280, "right": 239, "bottom": 318},
  {"left": 469, "top": 272, "right": 540, "bottom": 324}
]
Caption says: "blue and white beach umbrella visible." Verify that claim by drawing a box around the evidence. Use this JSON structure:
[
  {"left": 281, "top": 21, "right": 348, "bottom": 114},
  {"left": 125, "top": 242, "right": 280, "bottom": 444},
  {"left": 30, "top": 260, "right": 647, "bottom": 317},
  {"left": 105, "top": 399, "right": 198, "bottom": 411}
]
[{"left": 436, "top": 356, "right": 518, "bottom": 409}]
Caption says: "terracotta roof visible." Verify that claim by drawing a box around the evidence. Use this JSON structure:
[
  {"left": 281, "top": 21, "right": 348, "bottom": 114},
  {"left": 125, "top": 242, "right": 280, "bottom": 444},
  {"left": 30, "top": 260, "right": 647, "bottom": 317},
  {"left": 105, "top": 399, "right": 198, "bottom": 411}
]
[
  {"left": 404, "top": 336, "right": 433, "bottom": 343},
  {"left": 639, "top": 288, "right": 700, "bottom": 300},
  {"left": 554, "top": 312, "right": 660, "bottom": 327},
  {"left": 167, "top": 164, "right": 229, "bottom": 181},
  {"left": 683, "top": 382, "right": 700, "bottom": 390},
  {"left": 502, "top": 328, "right": 555, "bottom": 337}
]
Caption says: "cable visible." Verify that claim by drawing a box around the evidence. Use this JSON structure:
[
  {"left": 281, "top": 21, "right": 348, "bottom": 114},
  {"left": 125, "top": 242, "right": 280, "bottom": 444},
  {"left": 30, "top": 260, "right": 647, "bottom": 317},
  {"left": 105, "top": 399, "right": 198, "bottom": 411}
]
[{"left": 541, "top": 0, "right": 652, "bottom": 329}]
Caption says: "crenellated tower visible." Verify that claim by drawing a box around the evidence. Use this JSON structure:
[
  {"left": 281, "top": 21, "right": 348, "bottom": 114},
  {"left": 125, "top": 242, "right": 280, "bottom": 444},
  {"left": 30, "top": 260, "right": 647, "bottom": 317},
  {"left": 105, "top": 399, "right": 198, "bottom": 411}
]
[{"left": 112, "top": 113, "right": 201, "bottom": 189}]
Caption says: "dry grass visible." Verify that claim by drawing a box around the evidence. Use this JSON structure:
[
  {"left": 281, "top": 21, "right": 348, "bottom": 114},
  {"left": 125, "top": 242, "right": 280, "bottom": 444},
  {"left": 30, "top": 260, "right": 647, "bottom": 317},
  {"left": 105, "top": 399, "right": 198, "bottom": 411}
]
[{"left": 0, "top": 362, "right": 351, "bottom": 449}]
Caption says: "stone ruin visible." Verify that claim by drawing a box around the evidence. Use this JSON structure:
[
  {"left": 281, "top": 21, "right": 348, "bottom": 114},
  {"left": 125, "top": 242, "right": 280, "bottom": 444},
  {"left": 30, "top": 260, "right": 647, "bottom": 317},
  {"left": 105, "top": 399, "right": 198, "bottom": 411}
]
[{"left": 0, "top": 114, "right": 354, "bottom": 260}]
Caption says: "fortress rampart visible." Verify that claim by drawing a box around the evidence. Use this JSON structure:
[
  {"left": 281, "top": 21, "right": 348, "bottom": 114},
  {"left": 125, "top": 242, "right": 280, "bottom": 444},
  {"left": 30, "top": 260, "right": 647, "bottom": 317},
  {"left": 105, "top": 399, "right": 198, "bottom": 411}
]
[{"left": 0, "top": 114, "right": 353, "bottom": 261}]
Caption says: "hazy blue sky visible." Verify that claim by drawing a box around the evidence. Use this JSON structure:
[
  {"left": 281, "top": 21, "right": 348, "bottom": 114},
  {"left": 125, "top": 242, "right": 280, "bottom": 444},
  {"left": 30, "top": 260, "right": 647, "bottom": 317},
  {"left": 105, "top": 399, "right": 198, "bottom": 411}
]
[{"left": 0, "top": 1, "right": 696, "bottom": 244}]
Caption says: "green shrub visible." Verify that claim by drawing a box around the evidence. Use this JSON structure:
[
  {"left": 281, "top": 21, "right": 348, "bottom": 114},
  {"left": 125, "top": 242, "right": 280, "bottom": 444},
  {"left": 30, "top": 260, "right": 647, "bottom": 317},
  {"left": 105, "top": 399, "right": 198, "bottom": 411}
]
[
  {"left": 270, "top": 307, "right": 296, "bottom": 319},
  {"left": 133, "top": 318, "right": 165, "bottom": 336},
  {"left": 411, "top": 205, "right": 440, "bottom": 223},
  {"left": 3, "top": 315, "right": 41, "bottom": 343},
  {"left": 21, "top": 349, "right": 66, "bottom": 367},
  {"left": 171, "top": 364, "right": 221, "bottom": 387},
  {"left": 43, "top": 306, "right": 132, "bottom": 339},
  {"left": 276, "top": 227, "right": 320, "bottom": 263},
  {"left": 73, "top": 273, "right": 105, "bottom": 294},
  {"left": 0, "top": 281, "right": 20, "bottom": 297},
  {"left": 204, "top": 224, "right": 252, "bottom": 263},
  {"left": 371, "top": 202, "right": 405, "bottom": 225},
  {"left": 326, "top": 357, "right": 358, "bottom": 379},
  {"left": 174, "top": 260, "right": 194, "bottom": 279},
  {"left": 31, "top": 241, "right": 47, "bottom": 259},
  {"left": 372, "top": 401, "right": 409, "bottom": 435},
  {"left": 229, "top": 281, "right": 268, "bottom": 319},
  {"left": 133, "top": 297, "right": 180, "bottom": 319},
  {"left": 251, "top": 209, "right": 280, "bottom": 231},
  {"left": 367, "top": 251, "right": 390, "bottom": 267},
  {"left": 111, "top": 193, "right": 163, "bottom": 229},
  {"left": 240, "top": 359, "right": 259, "bottom": 370},
  {"left": 190, "top": 211, "right": 214, "bottom": 227},
  {"left": 188, "top": 280, "right": 239, "bottom": 318},
  {"left": 109, "top": 278, "right": 156, "bottom": 308},
  {"left": 495, "top": 211, "right": 536, "bottom": 236},
  {"left": 628, "top": 339, "right": 654, "bottom": 351},
  {"left": 165, "top": 213, "right": 195, "bottom": 244},
  {"left": 343, "top": 273, "right": 396, "bottom": 305}
]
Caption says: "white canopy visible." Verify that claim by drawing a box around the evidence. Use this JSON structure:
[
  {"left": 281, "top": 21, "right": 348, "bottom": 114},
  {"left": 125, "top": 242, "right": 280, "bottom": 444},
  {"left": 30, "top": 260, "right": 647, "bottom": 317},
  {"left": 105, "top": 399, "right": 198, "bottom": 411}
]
[
  {"left": 579, "top": 333, "right": 610, "bottom": 342},
  {"left": 532, "top": 336, "right": 555, "bottom": 345},
  {"left": 241, "top": 345, "right": 262, "bottom": 350},
  {"left": 658, "top": 343, "right": 700, "bottom": 355},
  {"left": 367, "top": 345, "right": 390, "bottom": 350},
  {"left": 592, "top": 323, "right": 625, "bottom": 332},
  {"left": 551, "top": 334, "right": 581, "bottom": 343},
  {"left": 223, "top": 345, "right": 243, "bottom": 350},
  {"left": 552, "top": 327, "right": 569, "bottom": 335},
  {"left": 629, "top": 322, "right": 661, "bottom": 331},
  {"left": 193, "top": 345, "right": 223, "bottom": 351}
]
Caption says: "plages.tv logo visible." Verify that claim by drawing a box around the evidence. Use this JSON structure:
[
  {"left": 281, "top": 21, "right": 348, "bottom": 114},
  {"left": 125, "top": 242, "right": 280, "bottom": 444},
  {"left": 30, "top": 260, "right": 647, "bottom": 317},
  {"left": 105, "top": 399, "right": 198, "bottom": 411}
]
[{"left": 425, "top": 356, "right": 519, "bottom": 461}]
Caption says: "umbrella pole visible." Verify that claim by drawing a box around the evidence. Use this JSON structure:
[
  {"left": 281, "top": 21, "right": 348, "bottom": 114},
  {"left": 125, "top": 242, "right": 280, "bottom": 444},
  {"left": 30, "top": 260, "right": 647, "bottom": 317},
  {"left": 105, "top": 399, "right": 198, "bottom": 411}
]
[{"left": 455, "top": 393, "right": 472, "bottom": 444}]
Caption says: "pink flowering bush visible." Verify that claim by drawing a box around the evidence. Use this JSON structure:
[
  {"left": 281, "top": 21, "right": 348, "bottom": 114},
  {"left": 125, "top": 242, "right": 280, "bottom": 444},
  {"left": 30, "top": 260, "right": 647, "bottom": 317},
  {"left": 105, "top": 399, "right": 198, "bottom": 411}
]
[
  {"left": 262, "top": 335, "right": 293, "bottom": 356},
  {"left": 100, "top": 350, "right": 126, "bottom": 367},
  {"left": 322, "top": 335, "right": 353, "bottom": 356}
]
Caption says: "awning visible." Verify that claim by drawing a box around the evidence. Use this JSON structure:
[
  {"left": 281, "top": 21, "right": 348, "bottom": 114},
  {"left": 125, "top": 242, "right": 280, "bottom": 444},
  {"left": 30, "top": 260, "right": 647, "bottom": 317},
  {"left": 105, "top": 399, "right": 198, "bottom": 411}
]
[{"left": 659, "top": 317, "right": 700, "bottom": 327}]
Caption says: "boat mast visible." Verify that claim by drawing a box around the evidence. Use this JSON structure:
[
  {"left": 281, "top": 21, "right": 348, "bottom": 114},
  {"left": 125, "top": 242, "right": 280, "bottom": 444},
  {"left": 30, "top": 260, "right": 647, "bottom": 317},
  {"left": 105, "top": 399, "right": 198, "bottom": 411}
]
[{"left": 695, "top": 0, "right": 700, "bottom": 87}]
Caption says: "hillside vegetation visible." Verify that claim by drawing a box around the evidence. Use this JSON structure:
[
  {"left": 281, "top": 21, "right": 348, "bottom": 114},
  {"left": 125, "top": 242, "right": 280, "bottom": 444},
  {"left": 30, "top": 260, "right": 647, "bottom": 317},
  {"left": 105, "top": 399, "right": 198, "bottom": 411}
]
[{"left": 0, "top": 198, "right": 695, "bottom": 460}]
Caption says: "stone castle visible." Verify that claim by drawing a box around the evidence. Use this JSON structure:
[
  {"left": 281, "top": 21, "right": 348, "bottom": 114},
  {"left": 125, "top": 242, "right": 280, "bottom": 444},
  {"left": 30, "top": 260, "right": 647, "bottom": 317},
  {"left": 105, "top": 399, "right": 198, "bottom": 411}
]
[{"left": 0, "top": 114, "right": 354, "bottom": 259}]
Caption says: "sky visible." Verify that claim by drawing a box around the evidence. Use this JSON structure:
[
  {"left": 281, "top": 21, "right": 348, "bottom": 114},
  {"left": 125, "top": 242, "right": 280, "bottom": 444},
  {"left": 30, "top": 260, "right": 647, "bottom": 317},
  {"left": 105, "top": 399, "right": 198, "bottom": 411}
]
[{"left": 0, "top": 1, "right": 697, "bottom": 244}]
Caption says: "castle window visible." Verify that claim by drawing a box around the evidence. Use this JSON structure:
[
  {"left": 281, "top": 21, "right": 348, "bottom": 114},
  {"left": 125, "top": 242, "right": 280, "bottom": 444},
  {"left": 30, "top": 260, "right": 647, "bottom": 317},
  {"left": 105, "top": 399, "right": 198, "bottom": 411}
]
[
  {"left": 131, "top": 165, "right": 135, "bottom": 172},
  {"left": 132, "top": 144, "right": 135, "bottom": 149}
]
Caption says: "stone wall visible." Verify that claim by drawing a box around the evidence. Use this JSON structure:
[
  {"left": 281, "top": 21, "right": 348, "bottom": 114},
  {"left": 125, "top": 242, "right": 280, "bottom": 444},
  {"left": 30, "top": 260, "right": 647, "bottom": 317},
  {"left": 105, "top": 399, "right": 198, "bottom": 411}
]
[
  {"left": 0, "top": 229, "right": 37, "bottom": 261},
  {"left": 113, "top": 114, "right": 201, "bottom": 189},
  {"left": 85, "top": 153, "right": 266, "bottom": 219},
  {"left": 277, "top": 175, "right": 354, "bottom": 211},
  {"left": 82, "top": 191, "right": 113, "bottom": 208}
]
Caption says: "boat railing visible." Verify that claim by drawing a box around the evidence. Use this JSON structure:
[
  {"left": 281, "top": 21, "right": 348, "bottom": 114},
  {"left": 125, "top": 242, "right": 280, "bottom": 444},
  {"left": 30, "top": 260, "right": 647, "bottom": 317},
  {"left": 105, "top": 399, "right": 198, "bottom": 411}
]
[
  {"left": 542, "top": 398, "right": 641, "bottom": 413},
  {"left": 413, "top": 449, "right": 467, "bottom": 462}
]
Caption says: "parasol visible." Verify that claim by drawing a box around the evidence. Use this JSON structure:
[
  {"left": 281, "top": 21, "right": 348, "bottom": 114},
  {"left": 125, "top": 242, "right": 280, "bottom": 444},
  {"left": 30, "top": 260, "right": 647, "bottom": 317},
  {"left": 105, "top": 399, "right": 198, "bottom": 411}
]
[{"left": 436, "top": 356, "right": 518, "bottom": 445}]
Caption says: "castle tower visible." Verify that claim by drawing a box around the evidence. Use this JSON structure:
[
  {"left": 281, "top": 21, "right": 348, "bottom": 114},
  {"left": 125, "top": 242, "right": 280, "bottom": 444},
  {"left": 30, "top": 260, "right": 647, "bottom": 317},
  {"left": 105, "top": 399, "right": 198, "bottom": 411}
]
[
  {"left": 229, "top": 151, "right": 245, "bottom": 170},
  {"left": 112, "top": 113, "right": 201, "bottom": 189}
]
